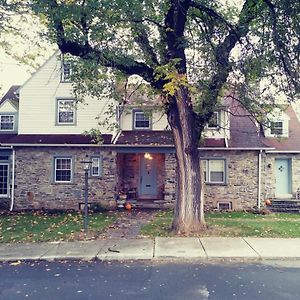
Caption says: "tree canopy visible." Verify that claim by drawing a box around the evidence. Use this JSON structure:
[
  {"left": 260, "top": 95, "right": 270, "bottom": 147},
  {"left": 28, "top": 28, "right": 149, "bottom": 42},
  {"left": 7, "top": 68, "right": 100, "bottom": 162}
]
[{"left": 11, "top": 0, "right": 300, "bottom": 232}]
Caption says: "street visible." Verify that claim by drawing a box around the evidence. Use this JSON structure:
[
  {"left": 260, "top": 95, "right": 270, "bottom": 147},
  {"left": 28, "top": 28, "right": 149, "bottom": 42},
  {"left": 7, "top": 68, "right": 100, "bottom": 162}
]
[{"left": 0, "top": 260, "right": 299, "bottom": 299}]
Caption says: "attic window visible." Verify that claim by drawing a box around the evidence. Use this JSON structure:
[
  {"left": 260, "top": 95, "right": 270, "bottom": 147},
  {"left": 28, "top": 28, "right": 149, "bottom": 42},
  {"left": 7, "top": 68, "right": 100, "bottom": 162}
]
[
  {"left": 207, "top": 111, "right": 220, "bottom": 128},
  {"left": 57, "top": 99, "right": 76, "bottom": 125},
  {"left": 0, "top": 115, "right": 14, "bottom": 131},
  {"left": 133, "top": 111, "right": 151, "bottom": 129},
  {"left": 61, "top": 61, "right": 72, "bottom": 82},
  {"left": 270, "top": 121, "right": 283, "bottom": 135}
]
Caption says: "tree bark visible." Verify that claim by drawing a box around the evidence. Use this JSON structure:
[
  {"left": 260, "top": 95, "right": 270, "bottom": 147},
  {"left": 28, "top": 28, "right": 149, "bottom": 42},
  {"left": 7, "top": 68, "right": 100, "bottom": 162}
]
[{"left": 167, "top": 87, "right": 206, "bottom": 234}]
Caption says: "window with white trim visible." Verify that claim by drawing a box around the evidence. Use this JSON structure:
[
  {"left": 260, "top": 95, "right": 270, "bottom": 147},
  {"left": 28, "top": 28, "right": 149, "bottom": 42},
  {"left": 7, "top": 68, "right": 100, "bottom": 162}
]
[
  {"left": 61, "top": 61, "right": 72, "bottom": 82},
  {"left": 54, "top": 157, "right": 73, "bottom": 183},
  {"left": 270, "top": 121, "right": 283, "bottom": 135},
  {"left": 57, "top": 99, "right": 76, "bottom": 125},
  {"left": 207, "top": 111, "right": 220, "bottom": 128},
  {"left": 0, "top": 115, "right": 14, "bottom": 131},
  {"left": 90, "top": 156, "right": 103, "bottom": 177},
  {"left": 133, "top": 111, "right": 150, "bottom": 129},
  {"left": 204, "top": 159, "right": 226, "bottom": 184}
]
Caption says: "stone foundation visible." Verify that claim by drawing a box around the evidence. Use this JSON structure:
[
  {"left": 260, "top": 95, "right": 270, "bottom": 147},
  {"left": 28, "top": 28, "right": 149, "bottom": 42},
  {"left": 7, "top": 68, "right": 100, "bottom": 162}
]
[{"left": 14, "top": 146, "right": 117, "bottom": 211}]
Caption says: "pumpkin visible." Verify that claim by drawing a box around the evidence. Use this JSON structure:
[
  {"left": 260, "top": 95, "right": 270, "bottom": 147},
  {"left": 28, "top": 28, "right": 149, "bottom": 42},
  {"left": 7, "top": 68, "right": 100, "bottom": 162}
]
[
  {"left": 125, "top": 202, "right": 132, "bottom": 210},
  {"left": 265, "top": 199, "right": 271, "bottom": 206}
]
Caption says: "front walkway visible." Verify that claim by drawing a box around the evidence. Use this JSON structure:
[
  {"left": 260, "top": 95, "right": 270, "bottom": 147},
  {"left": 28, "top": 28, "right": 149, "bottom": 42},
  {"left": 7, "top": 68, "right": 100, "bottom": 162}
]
[
  {"left": 1, "top": 237, "right": 300, "bottom": 262},
  {"left": 100, "top": 209, "right": 157, "bottom": 239}
]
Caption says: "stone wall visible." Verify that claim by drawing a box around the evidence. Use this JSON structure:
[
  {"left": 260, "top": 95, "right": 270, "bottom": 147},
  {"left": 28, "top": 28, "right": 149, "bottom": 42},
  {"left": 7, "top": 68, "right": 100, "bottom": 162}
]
[
  {"left": 262, "top": 153, "right": 300, "bottom": 200},
  {"left": 14, "top": 146, "right": 117, "bottom": 210},
  {"left": 200, "top": 150, "right": 260, "bottom": 210},
  {"left": 164, "top": 153, "right": 176, "bottom": 203},
  {"left": 163, "top": 150, "right": 261, "bottom": 210}
]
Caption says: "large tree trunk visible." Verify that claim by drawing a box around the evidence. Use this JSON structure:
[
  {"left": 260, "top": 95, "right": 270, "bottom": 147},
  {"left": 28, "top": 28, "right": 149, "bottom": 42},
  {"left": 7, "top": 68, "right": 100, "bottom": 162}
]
[{"left": 167, "top": 87, "right": 206, "bottom": 234}]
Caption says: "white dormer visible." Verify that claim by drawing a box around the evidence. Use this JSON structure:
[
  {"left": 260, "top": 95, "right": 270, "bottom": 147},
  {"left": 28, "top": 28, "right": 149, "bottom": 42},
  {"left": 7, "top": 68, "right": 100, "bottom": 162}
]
[
  {"left": 265, "top": 109, "right": 290, "bottom": 138},
  {"left": 204, "top": 109, "right": 230, "bottom": 140}
]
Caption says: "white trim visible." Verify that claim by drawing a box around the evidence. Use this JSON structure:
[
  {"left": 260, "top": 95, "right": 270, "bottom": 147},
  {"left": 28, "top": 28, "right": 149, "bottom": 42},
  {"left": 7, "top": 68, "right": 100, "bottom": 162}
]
[
  {"left": 0, "top": 115, "right": 15, "bottom": 131},
  {"left": 257, "top": 150, "right": 262, "bottom": 209},
  {"left": 57, "top": 99, "right": 76, "bottom": 125},
  {"left": 266, "top": 150, "right": 300, "bottom": 153},
  {"left": 91, "top": 157, "right": 101, "bottom": 177},
  {"left": 54, "top": 157, "right": 73, "bottom": 183},
  {"left": 133, "top": 111, "right": 151, "bottom": 129},
  {"left": 10, "top": 149, "right": 15, "bottom": 211},
  {"left": 0, "top": 162, "right": 10, "bottom": 198}
]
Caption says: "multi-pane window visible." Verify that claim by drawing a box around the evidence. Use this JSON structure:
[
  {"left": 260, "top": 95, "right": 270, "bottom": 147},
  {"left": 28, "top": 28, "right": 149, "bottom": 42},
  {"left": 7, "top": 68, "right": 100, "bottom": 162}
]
[
  {"left": 61, "top": 61, "right": 72, "bottom": 82},
  {"left": 0, "top": 115, "right": 14, "bottom": 130},
  {"left": 270, "top": 121, "right": 283, "bottom": 135},
  {"left": 204, "top": 159, "right": 226, "bottom": 184},
  {"left": 54, "top": 157, "right": 72, "bottom": 183},
  {"left": 0, "top": 164, "right": 9, "bottom": 196},
  {"left": 207, "top": 111, "right": 220, "bottom": 128},
  {"left": 90, "top": 156, "right": 102, "bottom": 177},
  {"left": 57, "top": 99, "right": 76, "bottom": 124},
  {"left": 134, "top": 111, "right": 150, "bottom": 129}
]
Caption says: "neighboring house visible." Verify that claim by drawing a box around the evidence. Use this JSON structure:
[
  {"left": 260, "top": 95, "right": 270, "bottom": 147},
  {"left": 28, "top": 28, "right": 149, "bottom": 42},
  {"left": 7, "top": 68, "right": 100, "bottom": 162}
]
[{"left": 1, "top": 51, "right": 300, "bottom": 211}]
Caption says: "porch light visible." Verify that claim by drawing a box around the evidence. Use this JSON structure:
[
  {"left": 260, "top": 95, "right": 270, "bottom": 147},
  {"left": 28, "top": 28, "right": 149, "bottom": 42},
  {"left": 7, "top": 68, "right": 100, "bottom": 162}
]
[{"left": 144, "top": 152, "right": 153, "bottom": 160}]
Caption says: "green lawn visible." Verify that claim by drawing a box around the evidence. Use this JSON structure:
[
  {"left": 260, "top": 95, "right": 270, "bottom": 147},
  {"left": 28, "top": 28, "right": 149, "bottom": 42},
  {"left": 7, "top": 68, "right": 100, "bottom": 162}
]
[
  {"left": 140, "top": 210, "right": 300, "bottom": 238},
  {"left": 0, "top": 211, "right": 117, "bottom": 243}
]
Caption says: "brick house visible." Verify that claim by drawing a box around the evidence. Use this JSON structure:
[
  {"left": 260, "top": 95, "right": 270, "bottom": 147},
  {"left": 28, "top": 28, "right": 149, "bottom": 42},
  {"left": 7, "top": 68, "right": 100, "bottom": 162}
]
[{"left": 1, "top": 52, "right": 300, "bottom": 211}]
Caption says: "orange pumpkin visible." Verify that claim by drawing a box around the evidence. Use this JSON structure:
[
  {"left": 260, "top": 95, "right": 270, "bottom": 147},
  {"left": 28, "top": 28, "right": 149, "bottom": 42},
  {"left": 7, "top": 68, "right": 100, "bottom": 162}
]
[
  {"left": 265, "top": 199, "right": 271, "bottom": 206},
  {"left": 125, "top": 203, "right": 132, "bottom": 210}
]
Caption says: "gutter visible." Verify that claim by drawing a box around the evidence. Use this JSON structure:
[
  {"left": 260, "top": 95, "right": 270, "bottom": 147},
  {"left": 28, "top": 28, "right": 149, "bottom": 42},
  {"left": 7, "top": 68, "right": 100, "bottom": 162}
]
[
  {"left": 0, "top": 143, "right": 275, "bottom": 151},
  {"left": 266, "top": 150, "right": 300, "bottom": 153},
  {"left": 10, "top": 147, "right": 15, "bottom": 211},
  {"left": 257, "top": 150, "right": 262, "bottom": 210}
]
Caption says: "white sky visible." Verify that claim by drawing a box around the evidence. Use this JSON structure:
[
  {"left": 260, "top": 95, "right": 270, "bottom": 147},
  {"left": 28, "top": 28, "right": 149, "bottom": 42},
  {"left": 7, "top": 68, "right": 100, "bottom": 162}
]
[{"left": 0, "top": 50, "right": 31, "bottom": 97}]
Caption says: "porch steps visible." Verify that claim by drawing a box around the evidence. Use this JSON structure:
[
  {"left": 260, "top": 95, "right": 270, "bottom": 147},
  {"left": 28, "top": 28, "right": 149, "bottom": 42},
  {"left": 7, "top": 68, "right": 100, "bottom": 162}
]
[
  {"left": 134, "top": 200, "right": 172, "bottom": 209},
  {"left": 267, "top": 200, "right": 300, "bottom": 213}
]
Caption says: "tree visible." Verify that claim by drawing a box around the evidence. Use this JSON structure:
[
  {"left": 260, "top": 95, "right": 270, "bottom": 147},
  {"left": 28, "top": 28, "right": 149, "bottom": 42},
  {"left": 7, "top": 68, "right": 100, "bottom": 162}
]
[{"left": 30, "top": 0, "right": 300, "bottom": 233}]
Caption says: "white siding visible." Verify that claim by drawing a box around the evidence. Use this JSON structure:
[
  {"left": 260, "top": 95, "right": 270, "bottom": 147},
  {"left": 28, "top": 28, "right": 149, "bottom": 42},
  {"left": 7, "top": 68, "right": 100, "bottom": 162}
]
[
  {"left": 18, "top": 53, "right": 116, "bottom": 134},
  {"left": 0, "top": 101, "right": 18, "bottom": 113},
  {"left": 204, "top": 110, "right": 230, "bottom": 139},
  {"left": 120, "top": 109, "right": 169, "bottom": 130}
]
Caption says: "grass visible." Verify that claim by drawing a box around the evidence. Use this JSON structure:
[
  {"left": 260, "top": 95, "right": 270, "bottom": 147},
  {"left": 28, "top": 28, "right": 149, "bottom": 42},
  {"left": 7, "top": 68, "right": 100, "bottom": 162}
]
[
  {"left": 0, "top": 211, "right": 117, "bottom": 243},
  {"left": 140, "top": 210, "right": 300, "bottom": 238}
]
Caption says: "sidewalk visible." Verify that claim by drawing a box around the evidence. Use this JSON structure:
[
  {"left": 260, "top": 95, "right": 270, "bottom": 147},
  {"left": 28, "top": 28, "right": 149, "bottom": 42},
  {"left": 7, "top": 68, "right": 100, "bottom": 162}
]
[{"left": 1, "top": 237, "right": 300, "bottom": 262}]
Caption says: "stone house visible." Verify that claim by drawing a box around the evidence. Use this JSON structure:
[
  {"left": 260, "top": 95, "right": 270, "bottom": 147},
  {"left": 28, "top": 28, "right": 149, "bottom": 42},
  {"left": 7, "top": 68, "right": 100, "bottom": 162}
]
[{"left": 0, "top": 52, "right": 300, "bottom": 211}]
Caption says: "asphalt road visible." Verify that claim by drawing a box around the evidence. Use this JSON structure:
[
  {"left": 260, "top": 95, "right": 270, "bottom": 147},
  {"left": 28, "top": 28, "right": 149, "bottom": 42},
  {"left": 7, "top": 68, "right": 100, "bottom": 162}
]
[{"left": 0, "top": 260, "right": 299, "bottom": 300}]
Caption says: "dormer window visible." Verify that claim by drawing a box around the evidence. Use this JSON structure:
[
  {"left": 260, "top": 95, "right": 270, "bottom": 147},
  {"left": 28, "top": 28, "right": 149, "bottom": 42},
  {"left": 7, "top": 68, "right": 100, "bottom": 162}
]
[
  {"left": 270, "top": 121, "right": 283, "bottom": 135},
  {"left": 0, "top": 115, "right": 14, "bottom": 131},
  {"left": 133, "top": 110, "right": 151, "bottom": 129},
  {"left": 61, "top": 60, "right": 72, "bottom": 82},
  {"left": 207, "top": 111, "right": 220, "bottom": 129}
]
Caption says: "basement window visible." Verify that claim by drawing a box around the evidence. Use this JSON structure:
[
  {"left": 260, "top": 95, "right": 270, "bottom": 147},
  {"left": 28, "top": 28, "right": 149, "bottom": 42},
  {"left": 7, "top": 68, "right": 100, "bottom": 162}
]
[{"left": 217, "top": 202, "right": 232, "bottom": 211}]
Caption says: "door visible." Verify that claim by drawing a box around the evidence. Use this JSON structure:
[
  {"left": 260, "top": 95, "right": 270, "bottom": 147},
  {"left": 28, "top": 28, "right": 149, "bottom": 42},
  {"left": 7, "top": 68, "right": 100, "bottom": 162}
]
[
  {"left": 0, "top": 163, "right": 9, "bottom": 198},
  {"left": 275, "top": 158, "right": 291, "bottom": 196},
  {"left": 140, "top": 154, "right": 157, "bottom": 197}
]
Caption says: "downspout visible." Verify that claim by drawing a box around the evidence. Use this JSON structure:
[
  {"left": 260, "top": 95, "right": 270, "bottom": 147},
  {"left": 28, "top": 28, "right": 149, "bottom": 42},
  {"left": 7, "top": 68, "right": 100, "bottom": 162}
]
[
  {"left": 257, "top": 149, "right": 262, "bottom": 210},
  {"left": 9, "top": 148, "right": 15, "bottom": 211}
]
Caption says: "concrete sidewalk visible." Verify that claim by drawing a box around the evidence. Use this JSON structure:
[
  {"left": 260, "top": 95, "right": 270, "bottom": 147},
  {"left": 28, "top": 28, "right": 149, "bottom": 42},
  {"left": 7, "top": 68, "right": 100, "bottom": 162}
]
[{"left": 1, "top": 237, "right": 300, "bottom": 262}]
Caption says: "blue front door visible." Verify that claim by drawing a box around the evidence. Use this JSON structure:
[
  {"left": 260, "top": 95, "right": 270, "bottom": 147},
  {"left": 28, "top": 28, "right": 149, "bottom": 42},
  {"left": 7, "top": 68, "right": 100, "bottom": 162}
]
[
  {"left": 140, "top": 154, "right": 157, "bottom": 197},
  {"left": 275, "top": 159, "right": 291, "bottom": 196}
]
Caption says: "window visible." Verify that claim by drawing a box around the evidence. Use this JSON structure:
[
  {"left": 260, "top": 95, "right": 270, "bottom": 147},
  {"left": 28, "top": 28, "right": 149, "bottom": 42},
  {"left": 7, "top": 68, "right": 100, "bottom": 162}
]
[
  {"left": 270, "top": 121, "right": 283, "bottom": 135},
  {"left": 57, "top": 99, "right": 76, "bottom": 125},
  {"left": 61, "top": 61, "right": 72, "bottom": 82},
  {"left": 134, "top": 111, "right": 150, "bottom": 129},
  {"left": 204, "top": 159, "right": 226, "bottom": 184},
  {"left": 90, "top": 156, "right": 103, "bottom": 177},
  {"left": 207, "top": 111, "right": 220, "bottom": 128},
  {"left": 54, "top": 157, "right": 73, "bottom": 183},
  {"left": 0, "top": 115, "right": 14, "bottom": 131}
]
